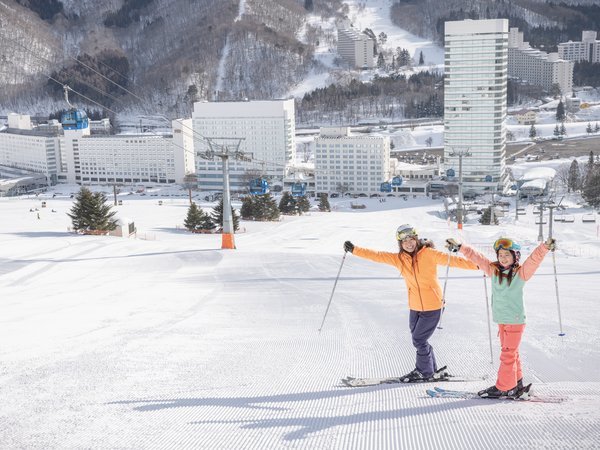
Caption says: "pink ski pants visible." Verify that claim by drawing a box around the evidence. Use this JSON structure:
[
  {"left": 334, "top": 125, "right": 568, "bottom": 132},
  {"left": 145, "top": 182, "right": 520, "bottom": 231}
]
[{"left": 496, "top": 324, "right": 526, "bottom": 391}]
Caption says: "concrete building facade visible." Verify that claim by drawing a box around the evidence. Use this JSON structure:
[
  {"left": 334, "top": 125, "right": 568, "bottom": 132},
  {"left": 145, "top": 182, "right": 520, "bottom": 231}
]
[
  {"left": 0, "top": 114, "right": 192, "bottom": 186},
  {"left": 558, "top": 31, "right": 600, "bottom": 63},
  {"left": 0, "top": 114, "right": 60, "bottom": 183},
  {"left": 508, "top": 28, "right": 574, "bottom": 95},
  {"left": 337, "top": 27, "right": 375, "bottom": 69},
  {"left": 192, "top": 99, "right": 295, "bottom": 192},
  {"left": 444, "top": 19, "right": 509, "bottom": 193},
  {"left": 314, "top": 127, "right": 390, "bottom": 195}
]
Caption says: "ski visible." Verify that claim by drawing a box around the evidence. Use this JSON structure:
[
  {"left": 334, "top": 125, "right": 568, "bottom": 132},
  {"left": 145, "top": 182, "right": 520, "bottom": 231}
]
[
  {"left": 426, "top": 385, "right": 564, "bottom": 403},
  {"left": 342, "top": 376, "right": 474, "bottom": 387},
  {"left": 341, "top": 366, "right": 482, "bottom": 387}
]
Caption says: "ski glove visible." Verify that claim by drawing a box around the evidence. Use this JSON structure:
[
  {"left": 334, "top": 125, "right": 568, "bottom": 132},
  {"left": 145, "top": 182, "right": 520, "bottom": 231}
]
[
  {"left": 344, "top": 241, "right": 354, "bottom": 253},
  {"left": 445, "top": 238, "right": 461, "bottom": 253},
  {"left": 544, "top": 237, "right": 557, "bottom": 251}
]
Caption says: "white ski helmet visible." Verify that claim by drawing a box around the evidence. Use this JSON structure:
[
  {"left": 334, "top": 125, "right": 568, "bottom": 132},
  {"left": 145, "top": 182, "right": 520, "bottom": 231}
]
[{"left": 396, "top": 224, "right": 418, "bottom": 241}]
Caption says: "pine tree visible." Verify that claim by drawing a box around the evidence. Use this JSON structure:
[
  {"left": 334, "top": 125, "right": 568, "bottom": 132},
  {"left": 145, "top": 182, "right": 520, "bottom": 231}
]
[
  {"left": 553, "top": 124, "right": 561, "bottom": 137},
  {"left": 184, "top": 202, "right": 204, "bottom": 231},
  {"left": 568, "top": 160, "right": 581, "bottom": 193},
  {"left": 318, "top": 193, "right": 331, "bottom": 212},
  {"left": 261, "top": 193, "right": 281, "bottom": 221},
  {"left": 587, "top": 122, "right": 593, "bottom": 134},
  {"left": 556, "top": 100, "right": 565, "bottom": 122},
  {"left": 278, "top": 192, "right": 296, "bottom": 215},
  {"left": 595, "top": 123, "right": 600, "bottom": 133},
  {"left": 560, "top": 122, "right": 567, "bottom": 136},
  {"left": 210, "top": 198, "right": 239, "bottom": 231},
  {"left": 240, "top": 193, "right": 280, "bottom": 221},
  {"left": 479, "top": 206, "right": 498, "bottom": 225},
  {"left": 582, "top": 169, "right": 600, "bottom": 208},
  {"left": 377, "top": 52, "right": 385, "bottom": 69},
  {"left": 297, "top": 195, "right": 311, "bottom": 214},
  {"left": 529, "top": 124, "right": 537, "bottom": 139},
  {"left": 67, "top": 187, "right": 118, "bottom": 234},
  {"left": 184, "top": 203, "right": 214, "bottom": 232},
  {"left": 304, "top": 0, "right": 313, "bottom": 11},
  {"left": 418, "top": 51, "right": 424, "bottom": 65},
  {"left": 240, "top": 196, "right": 256, "bottom": 220}
]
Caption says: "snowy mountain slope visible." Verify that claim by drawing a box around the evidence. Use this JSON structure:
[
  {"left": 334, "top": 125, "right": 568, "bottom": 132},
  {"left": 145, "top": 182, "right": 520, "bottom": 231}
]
[{"left": 1, "top": 185, "right": 599, "bottom": 449}]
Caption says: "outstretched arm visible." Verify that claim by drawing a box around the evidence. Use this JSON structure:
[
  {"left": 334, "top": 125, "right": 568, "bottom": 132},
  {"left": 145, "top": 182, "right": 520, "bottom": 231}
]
[
  {"left": 459, "top": 244, "right": 494, "bottom": 277},
  {"left": 352, "top": 246, "right": 401, "bottom": 268},
  {"left": 429, "top": 248, "right": 479, "bottom": 270},
  {"left": 520, "top": 242, "right": 550, "bottom": 281}
]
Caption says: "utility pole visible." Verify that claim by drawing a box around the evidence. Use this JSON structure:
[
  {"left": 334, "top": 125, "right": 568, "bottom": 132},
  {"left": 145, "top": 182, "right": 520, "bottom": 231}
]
[
  {"left": 515, "top": 186, "right": 519, "bottom": 221},
  {"left": 537, "top": 199, "right": 545, "bottom": 242},
  {"left": 490, "top": 186, "right": 495, "bottom": 225},
  {"left": 200, "top": 138, "right": 248, "bottom": 249},
  {"left": 448, "top": 148, "right": 471, "bottom": 230},
  {"left": 547, "top": 203, "right": 556, "bottom": 238}
]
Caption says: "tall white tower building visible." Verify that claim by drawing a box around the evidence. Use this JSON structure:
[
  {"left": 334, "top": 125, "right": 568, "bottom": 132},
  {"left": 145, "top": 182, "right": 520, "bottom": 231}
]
[
  {"left": 444, "top": 19, "right": 509, "bottom": 193},
  {"left": 337, "top": 27, "right": 375, "bottom": 69}
]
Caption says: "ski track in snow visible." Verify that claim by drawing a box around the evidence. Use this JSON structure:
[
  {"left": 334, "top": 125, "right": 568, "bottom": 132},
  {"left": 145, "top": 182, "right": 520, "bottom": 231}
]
[{"left": 1, "top": 194, "right": 600, "bottom": 449}]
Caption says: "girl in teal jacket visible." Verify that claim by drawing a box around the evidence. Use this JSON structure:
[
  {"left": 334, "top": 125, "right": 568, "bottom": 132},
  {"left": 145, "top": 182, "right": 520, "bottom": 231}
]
[{"left": 446, "top": 236, "right": 555, "bottom": 398}]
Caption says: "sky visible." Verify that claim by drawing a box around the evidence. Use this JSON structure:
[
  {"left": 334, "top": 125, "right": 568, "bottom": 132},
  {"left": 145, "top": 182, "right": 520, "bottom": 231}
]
[{"left": 1, "top": 165, "right": 599, "bottom": 448}]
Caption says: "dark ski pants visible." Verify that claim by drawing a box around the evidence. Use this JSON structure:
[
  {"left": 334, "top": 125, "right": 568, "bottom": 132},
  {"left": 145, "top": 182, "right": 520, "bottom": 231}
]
[{"left": 409, "top": 309, "right": 442, "bottom": 377}]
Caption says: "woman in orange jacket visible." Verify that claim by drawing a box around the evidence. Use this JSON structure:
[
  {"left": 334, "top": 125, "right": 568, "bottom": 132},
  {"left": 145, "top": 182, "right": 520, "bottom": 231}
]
[{"left": 343, "top": 224, "right": 478, "bottom": 382}]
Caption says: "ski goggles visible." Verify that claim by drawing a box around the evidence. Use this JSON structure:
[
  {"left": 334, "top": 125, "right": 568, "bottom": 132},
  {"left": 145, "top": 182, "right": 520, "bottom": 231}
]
[
  {"left": 397, "top": 227, "right": 418, "bottom": 241},
  {"left": 493, "top": 238, "right": 521, "bottom": 252}
]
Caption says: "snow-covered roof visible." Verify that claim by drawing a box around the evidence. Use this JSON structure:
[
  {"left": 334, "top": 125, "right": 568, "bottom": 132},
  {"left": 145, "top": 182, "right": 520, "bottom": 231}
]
[
  {"left": 521, "top": 178, "right": 547, "bottom": 189},
  {"left": 521, "top": 166, "right": 556, "bottom": 181}
]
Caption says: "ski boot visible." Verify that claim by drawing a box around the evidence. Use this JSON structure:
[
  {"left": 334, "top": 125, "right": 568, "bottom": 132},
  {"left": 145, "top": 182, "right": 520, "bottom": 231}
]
[
  {"left": 477, "top": 384, "right": 519, "bottom": 398},
  {"left": 430, "top": 366, "right": 449, "bottom": 381},
  {"left": 400, "top": 369, "right": 425, "bottom": 383}
]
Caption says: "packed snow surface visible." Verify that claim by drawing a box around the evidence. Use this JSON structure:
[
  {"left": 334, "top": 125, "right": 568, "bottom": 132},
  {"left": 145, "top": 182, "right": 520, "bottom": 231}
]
[{"left": 1, "top": 181, "right": 599, "bottom": 449}]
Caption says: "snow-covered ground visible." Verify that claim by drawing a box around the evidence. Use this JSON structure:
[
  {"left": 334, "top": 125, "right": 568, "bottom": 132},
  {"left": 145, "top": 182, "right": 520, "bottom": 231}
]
[
  {"left": 290, "top": 0, "right": 444, "bottom": 99},
  {"left": 1, "top": 176, "right": 599, "bottom": 449}
]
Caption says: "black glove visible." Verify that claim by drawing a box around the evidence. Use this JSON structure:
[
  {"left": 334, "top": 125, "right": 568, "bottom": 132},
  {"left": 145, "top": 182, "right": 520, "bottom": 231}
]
[
  {"left": 545, "top": 238, "right": 556, "bottom": 251},
  {"left": 445, "top": 238, "right": 461, "bottom": 253},
  {"left": 344, "top": 241, "right": 354, "bottom": 253}
]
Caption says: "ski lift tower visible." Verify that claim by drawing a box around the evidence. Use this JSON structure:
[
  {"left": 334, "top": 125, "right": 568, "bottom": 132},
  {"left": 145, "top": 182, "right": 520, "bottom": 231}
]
[
  {"left": 448, "top": 147, "right": 471, "bottom": 230},
  {"left": 199, "top": 138, "right": 248, "bottom": 249}
]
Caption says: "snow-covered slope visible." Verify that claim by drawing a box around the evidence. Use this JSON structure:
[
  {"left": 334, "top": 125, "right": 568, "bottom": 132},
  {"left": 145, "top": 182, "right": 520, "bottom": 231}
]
[{"left": 1, "top": 182, "right": 599, "bottom": 449}]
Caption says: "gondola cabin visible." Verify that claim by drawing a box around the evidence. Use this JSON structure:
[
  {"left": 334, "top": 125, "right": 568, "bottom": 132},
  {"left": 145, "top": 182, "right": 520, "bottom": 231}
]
[
  {"left": 391, "top": 176, "right": 403, "bottom": 187},
  {"left": 291, "top": 182, "right": 307, "bottom": 197},
  {"left": 380, "top": 182, "right": 392, "bottom": 193},
  {"left": 61, "top": 109, "right": 89, "bottom": 130},
  {"left": 249, "top": 178, "right": 269, "bottom": 195}
]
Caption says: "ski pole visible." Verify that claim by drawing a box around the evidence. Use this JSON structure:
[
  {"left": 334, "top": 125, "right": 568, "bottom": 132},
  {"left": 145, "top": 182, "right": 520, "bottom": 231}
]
[
  {"left": 548, "top": 214, "right": 565, "bottom": 337},
  {"left": 318, "top": 251, "right": 347, "bottom": 332},
  {"left": 437, "top": 252, "right": 451, "bottom": 330},
  {"left": 482, "top": 274, "right": 494, "bottom": 365},
  {"left": 551, "top": 250, "right": 565, "bottom": 336}
]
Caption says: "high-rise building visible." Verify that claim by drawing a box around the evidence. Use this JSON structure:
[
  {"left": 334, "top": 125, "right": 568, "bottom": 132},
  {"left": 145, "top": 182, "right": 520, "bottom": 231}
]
[
  {"left": 337, "top": 27, "right": 375, "bottom": 69},
  {"left": 508, "top": 27, "right": 574, "bottom": 95},
  {"left": 558, "top": 31, "right": 600, "bottom": 63},
  {"left": 314, "top": 127, "right": 390, "bottom": 195},
  {"left": 444, "top": 19, "right": 509, "bottom": 193},
  {"left": 192, "top": 99, "right": 295, "bottom": 192}
]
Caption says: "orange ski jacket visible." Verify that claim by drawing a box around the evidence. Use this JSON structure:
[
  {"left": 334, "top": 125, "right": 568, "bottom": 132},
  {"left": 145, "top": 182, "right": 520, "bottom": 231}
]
[{"left": 352, "top": 246, "right": 479, "bottom": 311}]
